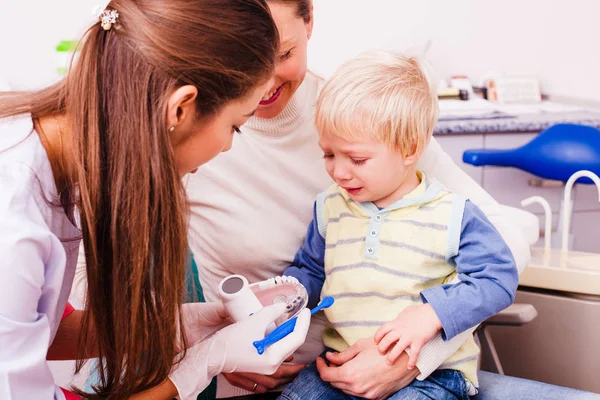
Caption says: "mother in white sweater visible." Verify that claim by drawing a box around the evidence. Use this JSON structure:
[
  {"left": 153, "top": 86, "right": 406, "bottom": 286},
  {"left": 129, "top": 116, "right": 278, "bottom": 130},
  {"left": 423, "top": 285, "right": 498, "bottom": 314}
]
[{"left": 183, "top": 1, "right": 541, "bottom": 399}]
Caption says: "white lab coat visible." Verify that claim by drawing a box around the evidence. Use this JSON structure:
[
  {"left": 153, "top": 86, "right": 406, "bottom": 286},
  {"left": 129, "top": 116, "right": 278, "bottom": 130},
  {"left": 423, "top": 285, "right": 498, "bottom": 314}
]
[{"left": 0, "top": 115, "right": 80, "bottom": 399}]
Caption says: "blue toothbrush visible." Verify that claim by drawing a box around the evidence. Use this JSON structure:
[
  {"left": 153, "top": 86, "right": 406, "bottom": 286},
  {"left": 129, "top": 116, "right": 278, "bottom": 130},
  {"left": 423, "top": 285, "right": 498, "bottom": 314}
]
[{"left": 253, "top": 296, "right": 334, "bottom": 355}]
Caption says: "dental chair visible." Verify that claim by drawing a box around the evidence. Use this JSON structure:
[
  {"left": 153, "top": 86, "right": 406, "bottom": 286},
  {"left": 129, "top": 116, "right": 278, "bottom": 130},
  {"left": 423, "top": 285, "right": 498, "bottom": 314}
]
[
  {"left": 476, "top": 304, "right": 537, "bottom": 374},
  {"left": 475, "top": 205, "right": 538, "bottom": 375},
  {"left": 464, "top": 123, "right": 600, "bottom": 393}
]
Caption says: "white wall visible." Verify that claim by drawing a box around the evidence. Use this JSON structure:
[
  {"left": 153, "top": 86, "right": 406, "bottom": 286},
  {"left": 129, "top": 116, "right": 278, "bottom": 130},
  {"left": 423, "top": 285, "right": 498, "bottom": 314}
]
[
  {"left": 308, "top": 0, "right": 600, "bottom": 102},
  {"left": 0, "top": 0, "right": 107, "bottom": 90},
  {"left": 1, "top": 0, "right": 599, "bottom": 101}
]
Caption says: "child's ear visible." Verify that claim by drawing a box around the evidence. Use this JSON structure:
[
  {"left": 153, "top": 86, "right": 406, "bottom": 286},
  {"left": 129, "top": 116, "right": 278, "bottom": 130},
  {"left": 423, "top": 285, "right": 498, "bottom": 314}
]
[
  {"left": 403, "top": 152, "right": 419, "bottom": 167},
  {"left": 402, "top": 144, "right": 420, "bottom": 167}
]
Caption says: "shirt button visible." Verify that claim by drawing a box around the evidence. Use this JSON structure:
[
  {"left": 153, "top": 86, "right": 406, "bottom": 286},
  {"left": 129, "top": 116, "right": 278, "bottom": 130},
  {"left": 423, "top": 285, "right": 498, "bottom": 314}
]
[
  {"left": 375, "top": 215, "right": 382, "bottom": 221},
  {"left": 370, "top": 230, "right": 377, "bottom": 236},
  {"left": 367, "top": 247, "right": 374, "bottom": 254}
]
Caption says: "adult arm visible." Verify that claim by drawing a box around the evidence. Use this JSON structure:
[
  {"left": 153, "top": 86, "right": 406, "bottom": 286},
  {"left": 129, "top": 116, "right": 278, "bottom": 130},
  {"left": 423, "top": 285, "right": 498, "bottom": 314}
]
[
  {"left": 0, "top": 168, "right": 69, "bottom": 399},
  {"left": 47, "top": 310, "right": 97, "bottom": 361}
]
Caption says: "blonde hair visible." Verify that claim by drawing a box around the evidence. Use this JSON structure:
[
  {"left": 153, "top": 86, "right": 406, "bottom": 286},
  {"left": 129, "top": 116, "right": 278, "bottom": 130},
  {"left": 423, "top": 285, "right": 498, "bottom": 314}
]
[{"left": 316, "top": 51, "right": 439, "bottom": 157}]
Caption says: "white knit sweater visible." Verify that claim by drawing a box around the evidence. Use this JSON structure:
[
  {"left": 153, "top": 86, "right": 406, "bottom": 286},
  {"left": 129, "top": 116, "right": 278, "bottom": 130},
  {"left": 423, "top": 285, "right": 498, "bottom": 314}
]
[{"left": 184, "top": 71, "right": 530, "bottom": 398}]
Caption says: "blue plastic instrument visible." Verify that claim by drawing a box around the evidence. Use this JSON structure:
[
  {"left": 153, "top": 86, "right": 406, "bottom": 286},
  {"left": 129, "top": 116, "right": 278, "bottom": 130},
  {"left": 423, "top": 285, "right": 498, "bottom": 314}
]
[
  {"left": 253, "top": 296, "right": 335, "bottom": 355},
  {"left": 463, "top": 124, "right": 600, "bottom": 183}
]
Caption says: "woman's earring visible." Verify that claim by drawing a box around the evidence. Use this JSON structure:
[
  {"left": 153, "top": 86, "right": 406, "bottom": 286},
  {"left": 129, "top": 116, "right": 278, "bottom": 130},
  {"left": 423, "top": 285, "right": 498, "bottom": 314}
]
[{"left": 169, "top": 126, "right": 175, "bottom": 133}]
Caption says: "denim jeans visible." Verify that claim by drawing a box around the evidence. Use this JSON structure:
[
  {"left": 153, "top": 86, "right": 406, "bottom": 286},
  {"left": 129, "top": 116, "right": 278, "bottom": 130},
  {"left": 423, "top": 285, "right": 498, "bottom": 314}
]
[
  {"left": 229, "top": 371, "right": 600, "bottom": 400},
  {"left": 474, "top": 371, "right": 600, "bottom": 400},
  {"left": 278, "top": 360, "right": 470, "bottom": 400},
  {"left": 276, "top": 366, "right": 600, "bottom": 400}
]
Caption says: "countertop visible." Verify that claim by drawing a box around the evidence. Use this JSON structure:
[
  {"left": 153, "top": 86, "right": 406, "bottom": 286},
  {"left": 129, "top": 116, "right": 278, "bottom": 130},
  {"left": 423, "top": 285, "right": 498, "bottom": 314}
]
[
  {"left": 433, "top": 100, "right": 600, "bottom": 135},
  {"left": 519, "top": 247, "right": 600, "bottom": 296}
]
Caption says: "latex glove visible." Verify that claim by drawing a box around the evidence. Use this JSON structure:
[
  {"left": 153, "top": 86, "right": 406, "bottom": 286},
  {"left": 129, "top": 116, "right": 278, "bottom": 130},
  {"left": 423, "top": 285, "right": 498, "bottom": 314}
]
[
  {"left": 217, "top": 303, "right": 310, "bottom": 374},
  {"left": 170, "top": 303, "right": 310, "bottom": 400},
  {"left": 177, "top": 301, "right": 229, "bottom": 351}
]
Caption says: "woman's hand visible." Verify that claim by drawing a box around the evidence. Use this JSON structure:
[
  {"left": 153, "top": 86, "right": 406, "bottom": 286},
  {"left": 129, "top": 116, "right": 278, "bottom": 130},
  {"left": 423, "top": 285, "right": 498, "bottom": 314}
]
[
  {"left": 178, "top": 301, "right": 229, "bottom": 351},
  {"left": 316, "top": 338, "right": 420, "bottom": 400},
  {"left": 170, "top": 303, "right": 311, "bottom": 400},
  {"left": 223, "top": 358, "right": 306, "bottom": 394},
  {"left": 218, "top": 304, "right": 310, "bottom": 375}
]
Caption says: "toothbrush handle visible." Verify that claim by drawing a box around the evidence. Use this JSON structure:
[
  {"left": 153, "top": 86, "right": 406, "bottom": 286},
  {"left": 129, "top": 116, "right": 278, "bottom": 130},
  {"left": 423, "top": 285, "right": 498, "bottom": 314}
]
[
  {"left": 253, "top": 297, "right": 335, "bottom": 355},
  {"left": 253, "top": 317, "right": 298, "bottom": 355}
]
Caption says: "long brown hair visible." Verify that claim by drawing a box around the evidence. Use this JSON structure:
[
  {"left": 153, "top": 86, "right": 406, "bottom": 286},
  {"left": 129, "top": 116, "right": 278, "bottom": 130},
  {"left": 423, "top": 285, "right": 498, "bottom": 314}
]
[{"left": 0, "top": 0, "right": 278, "bottom": 398}]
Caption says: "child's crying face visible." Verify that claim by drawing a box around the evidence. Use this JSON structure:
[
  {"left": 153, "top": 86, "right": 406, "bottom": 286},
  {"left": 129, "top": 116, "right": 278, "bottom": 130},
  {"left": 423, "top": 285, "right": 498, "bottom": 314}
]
[{"left": 319, "top": 132, "right": 419, "bottom": 209}]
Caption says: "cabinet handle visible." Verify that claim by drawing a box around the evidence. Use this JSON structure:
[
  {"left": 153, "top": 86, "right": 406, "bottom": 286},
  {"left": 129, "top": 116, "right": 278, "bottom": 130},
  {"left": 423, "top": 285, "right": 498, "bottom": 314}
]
[{"left": 528, "top": 179, "right": 563, "bottom": 188}]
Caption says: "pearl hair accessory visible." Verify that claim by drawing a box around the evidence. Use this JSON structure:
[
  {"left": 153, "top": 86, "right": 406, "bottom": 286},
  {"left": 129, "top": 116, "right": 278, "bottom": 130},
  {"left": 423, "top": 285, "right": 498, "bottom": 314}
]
[{"left": 93, "top": 5, "right": 120, "bottom": 31}]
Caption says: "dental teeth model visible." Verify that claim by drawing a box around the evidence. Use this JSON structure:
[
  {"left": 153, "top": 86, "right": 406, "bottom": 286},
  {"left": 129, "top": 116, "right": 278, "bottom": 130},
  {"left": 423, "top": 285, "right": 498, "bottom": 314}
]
[
  {"left": 250, "top": 275, "right": 309, "bottom": 324},
  {"left": 218, "top": 274, "right": 309, "bottom": 331}
]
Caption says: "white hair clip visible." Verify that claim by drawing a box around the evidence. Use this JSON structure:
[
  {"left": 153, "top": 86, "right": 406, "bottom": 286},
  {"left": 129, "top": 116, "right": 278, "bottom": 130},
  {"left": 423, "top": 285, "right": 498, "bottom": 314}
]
[{"left": 93, "top": 6, "right": 120, "bottom": 31}]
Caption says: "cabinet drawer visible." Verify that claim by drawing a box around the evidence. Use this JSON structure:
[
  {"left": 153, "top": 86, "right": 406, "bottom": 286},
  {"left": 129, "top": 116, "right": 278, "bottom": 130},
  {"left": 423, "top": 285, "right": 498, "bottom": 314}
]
[{"left": 489, "top": 290, "right": 600, "bottom": 393}]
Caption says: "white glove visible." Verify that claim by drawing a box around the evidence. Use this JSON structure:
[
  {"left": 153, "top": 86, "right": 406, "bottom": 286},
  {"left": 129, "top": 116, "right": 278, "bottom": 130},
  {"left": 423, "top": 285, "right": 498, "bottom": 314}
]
[
  {"left": 177, "top": 301, "right": 229, "bottom": 351},
  {"left": 169, "top": 303, "right": 311, "bottom": 400},
  {"left": 217, "top": 302, "right": 310, "bottom": 374}
]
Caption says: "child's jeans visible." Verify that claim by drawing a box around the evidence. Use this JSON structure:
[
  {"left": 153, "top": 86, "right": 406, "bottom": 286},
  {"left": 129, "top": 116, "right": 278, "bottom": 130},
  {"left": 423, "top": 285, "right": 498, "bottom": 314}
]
[{"left": 278, "top": 356, "right": 471, "bottom": 400}]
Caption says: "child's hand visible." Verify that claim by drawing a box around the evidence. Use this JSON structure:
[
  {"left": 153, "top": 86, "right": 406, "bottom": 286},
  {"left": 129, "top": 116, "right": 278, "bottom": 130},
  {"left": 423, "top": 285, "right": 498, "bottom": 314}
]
[{"left": 373, "top": 304, "right": 443, "bottom": 369}]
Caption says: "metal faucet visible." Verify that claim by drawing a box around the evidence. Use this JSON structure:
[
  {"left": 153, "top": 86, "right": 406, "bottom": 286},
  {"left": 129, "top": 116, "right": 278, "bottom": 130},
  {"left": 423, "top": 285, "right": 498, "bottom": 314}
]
[{"left": 561, "top": 170, "right": 600, "bottom": 252}]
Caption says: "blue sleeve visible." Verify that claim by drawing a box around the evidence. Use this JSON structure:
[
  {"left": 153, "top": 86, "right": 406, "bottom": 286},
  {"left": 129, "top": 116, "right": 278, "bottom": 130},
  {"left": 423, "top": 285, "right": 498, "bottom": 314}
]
[
  {"left": 283, "top": 203, "right": 326, "bottom": 308},
  {"left": 420, "top": 200, "right": 519, "bottom": 340}
]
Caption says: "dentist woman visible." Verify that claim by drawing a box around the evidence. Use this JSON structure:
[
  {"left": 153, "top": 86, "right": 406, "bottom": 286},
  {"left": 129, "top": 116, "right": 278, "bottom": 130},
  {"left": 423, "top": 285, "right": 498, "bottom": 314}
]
[{"left": 0, "top": 1, "right": 310, "bottom": 399}]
